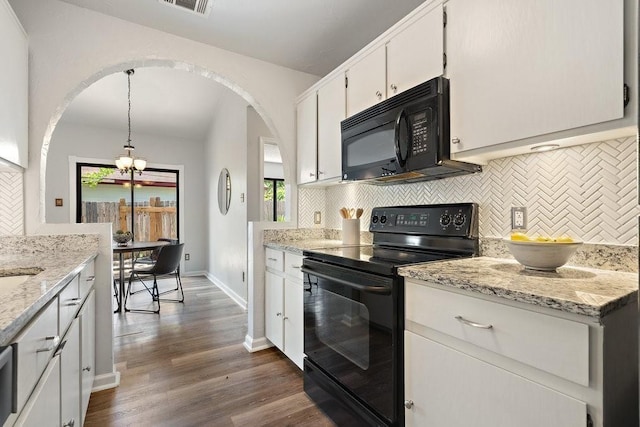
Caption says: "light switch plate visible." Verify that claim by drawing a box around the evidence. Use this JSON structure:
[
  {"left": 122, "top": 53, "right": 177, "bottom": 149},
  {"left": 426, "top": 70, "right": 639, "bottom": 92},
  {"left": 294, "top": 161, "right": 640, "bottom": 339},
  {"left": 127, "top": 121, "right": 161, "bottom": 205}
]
[{"left": 314, "top": 211, "right": 322, "bottom": 224}]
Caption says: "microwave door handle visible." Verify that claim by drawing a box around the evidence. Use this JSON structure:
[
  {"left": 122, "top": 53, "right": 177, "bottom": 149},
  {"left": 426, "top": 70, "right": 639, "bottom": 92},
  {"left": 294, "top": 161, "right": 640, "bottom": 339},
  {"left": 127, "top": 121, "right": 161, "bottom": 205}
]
[{"left": 395, "top": 109, "right": 409, "bottom": 168}]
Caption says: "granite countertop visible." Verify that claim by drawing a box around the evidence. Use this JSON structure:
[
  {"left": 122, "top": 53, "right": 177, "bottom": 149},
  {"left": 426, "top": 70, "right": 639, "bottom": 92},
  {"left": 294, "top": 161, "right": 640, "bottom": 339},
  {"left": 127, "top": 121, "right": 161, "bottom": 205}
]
[
  {"left": 399, "top": 257, "right": 638, "bottom": 320},
  {"left": 0, "top": 249, "right": 98, "bottom": 345},
  {"left": 265, "top": 239, "right": 352, "bottom": 254}
]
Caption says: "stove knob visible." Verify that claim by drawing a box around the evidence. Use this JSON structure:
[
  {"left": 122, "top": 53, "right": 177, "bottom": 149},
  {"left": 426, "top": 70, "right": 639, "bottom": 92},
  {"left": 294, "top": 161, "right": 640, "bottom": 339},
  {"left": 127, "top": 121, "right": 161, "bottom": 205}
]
[
  {"left": 440, "top": 214, "right": 452, "bottom": 227},
  {"left": 453, "top": 213, "right": 466, "bottom": 226},
  {"left": 380, "top": 215, "right": 387, "bottom": 224},
  {"left": 372, "top": 215, "right": 379, "bottom": 224}
]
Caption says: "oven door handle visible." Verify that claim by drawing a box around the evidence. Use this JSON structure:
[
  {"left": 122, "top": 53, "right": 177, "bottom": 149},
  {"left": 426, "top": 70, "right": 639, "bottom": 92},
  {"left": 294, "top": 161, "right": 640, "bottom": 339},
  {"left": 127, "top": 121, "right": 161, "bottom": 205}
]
[{"left": 301, "top": 267, "right": 391, "bottom": 295}]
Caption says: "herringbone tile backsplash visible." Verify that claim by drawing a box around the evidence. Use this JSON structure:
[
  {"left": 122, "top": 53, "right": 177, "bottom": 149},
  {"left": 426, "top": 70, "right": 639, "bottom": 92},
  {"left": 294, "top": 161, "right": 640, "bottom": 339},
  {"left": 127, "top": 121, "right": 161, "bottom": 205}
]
[
  {"left": 299, "top": 137, "right": 639, "bottom": 245},
  {"left": 0, "top": 172, "right": 24, "bottom": 236}
]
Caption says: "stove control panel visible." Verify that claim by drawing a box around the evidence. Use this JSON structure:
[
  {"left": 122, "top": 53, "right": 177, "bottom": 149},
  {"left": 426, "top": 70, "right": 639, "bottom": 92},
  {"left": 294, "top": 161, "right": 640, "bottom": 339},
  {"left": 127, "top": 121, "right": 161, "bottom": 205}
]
[{"left": 369, "top": 203, "right": 478, "bottom": 237}]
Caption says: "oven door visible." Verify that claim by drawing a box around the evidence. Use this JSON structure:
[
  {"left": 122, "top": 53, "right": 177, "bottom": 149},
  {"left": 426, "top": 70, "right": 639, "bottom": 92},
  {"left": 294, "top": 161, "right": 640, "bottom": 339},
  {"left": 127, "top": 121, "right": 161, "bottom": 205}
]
[{"left": 302, "top": 258, "right": 402, "bottom": 425}]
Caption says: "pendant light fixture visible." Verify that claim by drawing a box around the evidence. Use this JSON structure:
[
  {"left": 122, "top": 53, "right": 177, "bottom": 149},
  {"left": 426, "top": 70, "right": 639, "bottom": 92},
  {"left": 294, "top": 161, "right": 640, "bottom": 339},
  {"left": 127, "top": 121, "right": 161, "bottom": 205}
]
[{"left": 115, "top": 69, "right": 146, "bottom": 175}]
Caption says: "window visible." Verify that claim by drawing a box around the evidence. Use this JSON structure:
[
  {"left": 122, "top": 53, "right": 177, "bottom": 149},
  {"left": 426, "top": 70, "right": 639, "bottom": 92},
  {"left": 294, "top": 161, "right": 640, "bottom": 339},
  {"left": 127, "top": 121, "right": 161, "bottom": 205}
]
[
  {"left": 76, "top": 162, "right": 179, "bottom": 242},
  {"left": 264, "top": 178, "right": 285, "bottom": 222}
]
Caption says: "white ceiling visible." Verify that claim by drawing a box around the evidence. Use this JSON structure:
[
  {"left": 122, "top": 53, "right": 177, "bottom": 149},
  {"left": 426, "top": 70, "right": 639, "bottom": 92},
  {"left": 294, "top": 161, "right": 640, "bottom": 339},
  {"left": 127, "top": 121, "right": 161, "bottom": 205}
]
[
  {"left": 58, "top": 0, "right": 426, "bottom": 76},
  {"left": 56, "top": 0, "right": 426, "bottom": 145}
]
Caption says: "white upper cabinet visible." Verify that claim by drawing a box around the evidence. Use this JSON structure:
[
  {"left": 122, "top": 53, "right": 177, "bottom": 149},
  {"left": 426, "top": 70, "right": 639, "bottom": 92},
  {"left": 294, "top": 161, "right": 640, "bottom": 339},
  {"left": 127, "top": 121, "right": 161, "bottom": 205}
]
[
  {"left": 296, "top": 92, "right": 317, "bottom": 184},
  {"left": 317, "top": 73, "right": 346, "bottom": 181},
  {"left": 346, "top": 46, "right": 386, "bottom": 117},
  {"left": 0, "top": 0, "right": 28, "bottom": 169},
  {"left": 447, "top": 0, "right": 625, "bottom": 159},
  {"left": 387, "top": 2, "right": 444, "bottom": 98}
]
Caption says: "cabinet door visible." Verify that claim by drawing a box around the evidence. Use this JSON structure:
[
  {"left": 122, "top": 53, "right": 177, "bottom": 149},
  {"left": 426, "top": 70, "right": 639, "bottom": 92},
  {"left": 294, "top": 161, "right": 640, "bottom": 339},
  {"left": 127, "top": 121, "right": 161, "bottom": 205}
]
[
  {"left": 265, "top": 271, "right": 284, "bottom": 350},
  {"left": 79, "top": 290, "right": 95, "bottom": 425},
  {"left": 283, "top": 278, "right": 303, "bottom": 370},
  {"left": 0, "top": 0, "right": 28, "bottom": 168},
  {"left": 60, "top": 318, "right": 81, "bottom": 427},
  {"left": 447, "top": 0, "right": 624, "bottom": 155},
  {"left": 14, "top": 355, "right": 60, "bottom": 427},
  {"left": 404, "top": 331, "right": 586, "bottom": 427},
  {"left": 317, "top": 72, "right": 346, "bottom": 181},
  {"left": 387, "top": 2, "right": 444, "bottom": 98},
  {"left": 346, "top": 45, "right": 386, "bottom": 117},
  {"left": 296, "top": 93, "right": 318, "bottom": 184}
]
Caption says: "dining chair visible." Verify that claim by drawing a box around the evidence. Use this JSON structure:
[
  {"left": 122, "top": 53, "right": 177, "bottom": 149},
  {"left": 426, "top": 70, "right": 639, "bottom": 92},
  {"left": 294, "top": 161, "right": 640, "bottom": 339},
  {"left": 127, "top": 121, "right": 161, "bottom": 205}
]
[
  {"left": 124, "top": 243, "right": 184, "bottom": 314},
  {"left": 130, "top": 238, "right": 180, "bottom": 295}
]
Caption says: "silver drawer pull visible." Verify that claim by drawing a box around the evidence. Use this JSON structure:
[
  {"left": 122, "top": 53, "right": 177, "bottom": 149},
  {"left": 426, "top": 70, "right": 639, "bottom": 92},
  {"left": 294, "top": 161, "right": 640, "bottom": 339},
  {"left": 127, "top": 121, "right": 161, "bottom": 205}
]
[
  {"left": 455, "top": 315, "right": 493, "bottom": 329},
  {"left": 404, "top": 400, "right": 414, "bottom": 409},
  {"left": 291, "top": 265, "right": 301, "bottom": 270},
  {"left": 276, "top": 312, "right": 282, "bottom": 317},
  {"left": 83, "top": 366, "right": 92, "bottom": 372},
  {"left": 86, "top": 275, "right": 95, "bottom": 282},
  {"left": 267, "top": 257, "right": 278, "bottom": 262},
  {"left": 37, "top": 335, "right": 60, "bottom": 352},
  {"left": 66, "top": 298, "right": 82, "bottom": 306},
  {"left": 63, "top": 418, "right": 75, "bottom": 427}
]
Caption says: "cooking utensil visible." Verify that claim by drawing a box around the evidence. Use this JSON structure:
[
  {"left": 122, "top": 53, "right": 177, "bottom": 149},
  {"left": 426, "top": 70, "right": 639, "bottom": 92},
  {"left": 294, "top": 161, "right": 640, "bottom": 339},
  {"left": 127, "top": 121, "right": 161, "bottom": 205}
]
[
  {"left": 348, "top": 208, "right": 355, "bottom": 219},
  {"left": 356, "top": 208, "right": 363, "bottom": 219},
  {"left": 340, "top": 207, "right": 348, "bottom": 219}
]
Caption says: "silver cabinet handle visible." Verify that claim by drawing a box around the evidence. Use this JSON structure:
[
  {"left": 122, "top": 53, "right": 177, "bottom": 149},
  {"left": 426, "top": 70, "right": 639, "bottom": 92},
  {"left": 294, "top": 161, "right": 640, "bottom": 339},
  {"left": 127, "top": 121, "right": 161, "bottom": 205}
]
[
  {"left": 276, "top": 312, "right": 282, "bottom": 317},
  {"left": 86, "top": 275, "right": 95, "bottom": 282},
  {"left": 455, "top": 315, "right": 493, "bottom": 329},
  {"left": 452, "top": 137, "right": 461, "bottom": 144},
  {"left": 63, "top": 419, "right": 75, "bottom": 427},
  {"left": 390, "top": 83, "right": 398, "bottom": 93},
  {"left": 37, "top": 335, "right": 60, "bottom": 352},
  {"left": 65, "top": 298, "right": 82, "bottom": 307},
  {"left": 283, "top": 316, "right": 289, "bottom": 320},
  {"left": 404, "top": 400, "right": 414, "bottom": 409},
  {"left": 83, "top": 366, "right": 92, "bottom": 372},
  {"left": 291, "top": 265, "right": 301, "bottom": 270},
  {"left": 267, "top": 257, "right": 278, "bottom": 262},
  {"left": 318, "top": 171, "right": 325, "bottom": 175},
  {"left": 309, "top": 172, "right": 316, "bottom": 177},
  {"left": 375, "top": 91, "right": 382, "bottom": 99}
]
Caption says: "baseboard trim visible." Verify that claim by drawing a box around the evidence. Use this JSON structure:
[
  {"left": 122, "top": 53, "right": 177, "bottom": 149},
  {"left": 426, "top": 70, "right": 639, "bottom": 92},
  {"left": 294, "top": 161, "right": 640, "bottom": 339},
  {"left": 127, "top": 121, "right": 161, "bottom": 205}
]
[
  {"left": 243, "top": 335, "right": 272, "bottom": 353},
  {"left": 182, "top": 270, "right": 207, "bottom": 277},
  {"left": 92, "top": 370, "right": 120, "bottom": 392},
  {"left": 205, "top": 273, "right": 248, "bottom": 310}
]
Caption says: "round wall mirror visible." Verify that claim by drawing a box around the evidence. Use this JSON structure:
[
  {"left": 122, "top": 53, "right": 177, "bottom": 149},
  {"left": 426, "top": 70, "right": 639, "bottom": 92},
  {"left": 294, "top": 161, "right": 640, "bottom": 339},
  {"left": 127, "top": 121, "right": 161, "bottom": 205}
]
[{"left": 218, "top": 168, "right": 231, "bottom": 215}]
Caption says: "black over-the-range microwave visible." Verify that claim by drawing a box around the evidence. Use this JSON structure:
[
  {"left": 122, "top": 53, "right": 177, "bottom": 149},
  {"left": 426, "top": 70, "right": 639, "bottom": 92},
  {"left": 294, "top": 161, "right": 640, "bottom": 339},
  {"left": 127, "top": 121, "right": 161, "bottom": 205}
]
[{"left": 341, "top": 76, "right": 481, "bottom": 184}]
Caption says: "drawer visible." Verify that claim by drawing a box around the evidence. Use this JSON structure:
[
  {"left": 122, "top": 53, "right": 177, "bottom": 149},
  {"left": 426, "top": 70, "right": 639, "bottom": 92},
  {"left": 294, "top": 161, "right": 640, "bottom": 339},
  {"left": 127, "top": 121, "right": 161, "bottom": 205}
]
[
  {"left": 405, "top": 282, "right": 589, "bottom": 386},
  {"left": 58, "top": 275, "right": 81, "bottom": 336},
  {"left": 265, "top": 248, "right": 284, "bottom": 272},
  {"left": 79, "top": 260, "right": 95, "bottom": 300},
  {"left": 284, "top": 252, "right": 303, "bottom": 280},
  {"left": 13, "top": 298, "right": 59, "bottom": 414}
]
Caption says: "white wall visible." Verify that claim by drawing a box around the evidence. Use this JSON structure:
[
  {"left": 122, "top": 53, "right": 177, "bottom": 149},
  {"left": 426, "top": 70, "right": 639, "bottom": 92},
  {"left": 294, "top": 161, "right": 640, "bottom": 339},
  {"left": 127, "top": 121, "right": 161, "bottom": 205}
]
[
  {"left": 8, "top": 0, "right": 319, "bottom": 234},
  {"left": 45, "top": 121, "right": 207, "bottom": 273},
  {"left": 205, "top": 90, "right": 250, "bottom": 305},
  {"left": 247, "top": 107, "right": 274, "bottom": 222}
]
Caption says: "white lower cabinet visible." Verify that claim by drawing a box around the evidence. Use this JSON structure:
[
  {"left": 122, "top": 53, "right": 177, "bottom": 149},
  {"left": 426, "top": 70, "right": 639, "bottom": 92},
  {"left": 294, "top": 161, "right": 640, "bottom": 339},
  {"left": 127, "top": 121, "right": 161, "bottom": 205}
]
[
  {"left": 404, "top": 331, "right": 586, "bottom": 427},
  {"left": 79, "top": 290, "right": 96, "bottom": 425},
  {"left": 13, "top": 356, "right": 60, "bottom": 427},
  {"left": 404, "top": 279, "right": 638, "bottom": 427},
  {"left": 6, "top": 260, "right": 96, "bottom": 427},
  {"left": 60, "top": 319, "right": 80, "bottom": 427},
  {"left": 264, "top": 249, "right": 304, "bottom": 369}
]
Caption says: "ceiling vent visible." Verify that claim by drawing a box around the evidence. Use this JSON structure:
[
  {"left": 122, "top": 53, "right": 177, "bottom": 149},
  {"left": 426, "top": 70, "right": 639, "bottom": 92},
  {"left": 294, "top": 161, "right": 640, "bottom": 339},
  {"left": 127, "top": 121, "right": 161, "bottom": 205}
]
[{"left": 159, "top": 0, "right": 212, "bottom": 17}]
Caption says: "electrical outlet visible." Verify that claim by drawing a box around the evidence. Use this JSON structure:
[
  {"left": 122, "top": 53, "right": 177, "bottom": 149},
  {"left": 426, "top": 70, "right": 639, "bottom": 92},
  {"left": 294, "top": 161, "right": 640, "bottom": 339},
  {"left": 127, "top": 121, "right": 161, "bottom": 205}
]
[
  {"left": 511, "top": 207, "right": 527, "bottom": 230},
  {"left": 185, "top": 253, "right": 190, "bottom": 261},
  {"left": 314, "top": 211, "right": 322, "bottom": 224}
]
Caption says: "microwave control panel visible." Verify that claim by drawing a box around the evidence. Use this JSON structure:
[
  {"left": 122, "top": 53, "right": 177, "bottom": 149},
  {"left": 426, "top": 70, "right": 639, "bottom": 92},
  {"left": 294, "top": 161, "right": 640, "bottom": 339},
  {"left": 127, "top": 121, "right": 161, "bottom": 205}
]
[{"left": 410, "top": 109, "right": 432, "bottom": 156}]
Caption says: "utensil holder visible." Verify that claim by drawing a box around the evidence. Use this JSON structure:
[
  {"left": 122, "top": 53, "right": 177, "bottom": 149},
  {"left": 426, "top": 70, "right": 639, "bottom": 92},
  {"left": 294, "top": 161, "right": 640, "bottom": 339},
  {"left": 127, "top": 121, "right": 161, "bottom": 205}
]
[{"left": 342, "top": 218, "right": 360, "bottom": 245}]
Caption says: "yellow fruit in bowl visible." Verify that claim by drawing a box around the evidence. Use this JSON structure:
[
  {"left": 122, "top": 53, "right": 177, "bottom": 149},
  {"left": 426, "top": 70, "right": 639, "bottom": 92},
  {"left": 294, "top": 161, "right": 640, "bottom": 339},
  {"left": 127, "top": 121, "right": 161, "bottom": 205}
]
[
  {"left": 555, "top": 235, "right": 574, "bottom": 243},
  {"left": 534, "top": 235, "right": 552, "bottom": 243},
  {"left": 510, "top": 232, "right": 530, "bottom": 241}
]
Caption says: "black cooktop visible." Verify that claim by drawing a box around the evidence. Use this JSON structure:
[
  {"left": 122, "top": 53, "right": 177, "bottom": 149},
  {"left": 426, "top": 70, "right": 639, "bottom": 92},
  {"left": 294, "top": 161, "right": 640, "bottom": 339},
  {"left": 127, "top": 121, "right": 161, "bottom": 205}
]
[{"left": 303, "top": 203, "right": 480, "bottom": 276}]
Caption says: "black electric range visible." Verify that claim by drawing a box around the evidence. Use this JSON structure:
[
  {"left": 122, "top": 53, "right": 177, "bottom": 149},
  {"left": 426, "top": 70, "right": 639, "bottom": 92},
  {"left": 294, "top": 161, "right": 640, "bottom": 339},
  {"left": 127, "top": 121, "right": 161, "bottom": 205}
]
[{"left": 302, "top": 203, "right": 479, "bottom": 427}]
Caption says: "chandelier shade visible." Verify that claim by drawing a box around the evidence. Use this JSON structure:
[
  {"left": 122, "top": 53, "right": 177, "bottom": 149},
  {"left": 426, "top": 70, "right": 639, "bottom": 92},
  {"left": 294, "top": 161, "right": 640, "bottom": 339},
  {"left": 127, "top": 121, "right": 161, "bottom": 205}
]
[{"left": 115, "top": 69, "right": 146, "bottom": 175}]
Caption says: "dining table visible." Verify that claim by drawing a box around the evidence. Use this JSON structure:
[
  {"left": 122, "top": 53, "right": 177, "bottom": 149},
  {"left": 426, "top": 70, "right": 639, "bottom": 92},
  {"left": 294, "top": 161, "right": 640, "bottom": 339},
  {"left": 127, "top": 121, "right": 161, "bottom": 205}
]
[{"left": 112, "top": 240, "right": 170, "bottom": 313}]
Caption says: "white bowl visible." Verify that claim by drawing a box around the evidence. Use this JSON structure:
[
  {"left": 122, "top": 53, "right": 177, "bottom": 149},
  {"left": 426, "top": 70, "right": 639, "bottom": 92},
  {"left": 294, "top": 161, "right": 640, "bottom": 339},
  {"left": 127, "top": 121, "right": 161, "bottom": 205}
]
[{"left": 504, "top": 239, "right": 583, "bottom": 271}]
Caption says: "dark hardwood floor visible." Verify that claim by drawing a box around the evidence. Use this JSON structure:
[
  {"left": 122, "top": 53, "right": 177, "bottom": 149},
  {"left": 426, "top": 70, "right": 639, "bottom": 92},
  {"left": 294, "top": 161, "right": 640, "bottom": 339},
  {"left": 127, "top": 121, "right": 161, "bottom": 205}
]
[{"left": 85, "top": 276, "right": 335, "bottom": 426}]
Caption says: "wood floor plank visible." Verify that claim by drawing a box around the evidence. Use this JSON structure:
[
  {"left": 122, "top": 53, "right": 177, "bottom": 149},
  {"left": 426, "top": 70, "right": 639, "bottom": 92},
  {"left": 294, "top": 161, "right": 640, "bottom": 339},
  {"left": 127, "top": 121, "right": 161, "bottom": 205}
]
[{"left": 85, "top": 276, "right": 335, "bottom": 426}]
